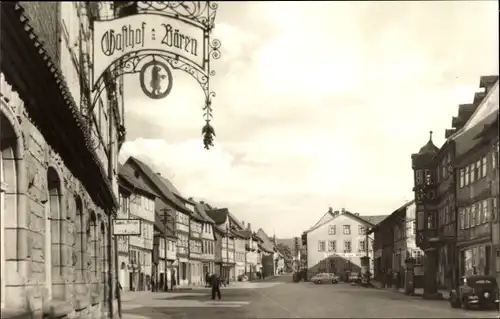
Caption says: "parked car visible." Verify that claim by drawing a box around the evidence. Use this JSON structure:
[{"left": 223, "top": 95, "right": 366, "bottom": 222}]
[
  {"left": 449, "top": 275, "right": 499, "bottom": 310},
  {"left": 348, "top": 272, "right": 361, "bottom": 283},
  {"left": 311, "top": 273, "right": 339, "bottom": 284}
]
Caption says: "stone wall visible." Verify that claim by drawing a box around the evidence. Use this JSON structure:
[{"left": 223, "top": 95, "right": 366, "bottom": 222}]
[{"left": 1, "top": 74, "right": 111, "bottom": 318}]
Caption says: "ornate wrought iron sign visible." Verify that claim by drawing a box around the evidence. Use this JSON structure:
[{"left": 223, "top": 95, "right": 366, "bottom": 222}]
[{"left": 91, "top": 1, "right": 221, "bottom": 149}]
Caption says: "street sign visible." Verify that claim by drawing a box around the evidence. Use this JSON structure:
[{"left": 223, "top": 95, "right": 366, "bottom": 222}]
[{"left": 112, "top": 219, "right": 142, "bottom": 236}]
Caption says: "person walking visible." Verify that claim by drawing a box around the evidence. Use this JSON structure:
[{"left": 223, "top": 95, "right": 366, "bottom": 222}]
[
  {"left": 210, "top": 274, "right": 222, "bottom": 300},
  {"left": 171, "top": 270, "right": 177, "bottom": 291},
  {"left": 205, "top": 271, "right": 211, "bottom": 288}
]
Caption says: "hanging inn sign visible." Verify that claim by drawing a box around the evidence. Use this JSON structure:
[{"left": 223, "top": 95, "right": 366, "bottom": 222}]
[{"left": 91, "top": 1, "right": 221, "bottom": 148}]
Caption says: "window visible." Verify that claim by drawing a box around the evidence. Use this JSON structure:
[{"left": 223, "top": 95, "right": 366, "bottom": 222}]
[
  {"left": 482, "top": 157, "right": 487, "bottom": 178},
  {"left": 492, "top": 148, "right": 498, "bottom": 169},
  {"left": 460, "top": 169, "right": 465, "bottom": 188},
  {"left": 427, "top": 212, "right": 436, "bottom": 229},
  {"left": 471, "top": 204, "right": 477, "bottom": 227},
  {"left": 343, "top": 225, "right": 351, "bottom": 235},
  {"left": 359, "top": 240, "right": 366, "bottom": 252},
  {"left": 412, "top": 221, "right": 416, "bottom": 235},
  {"left": 425, "top": 169, "right": 432, "bottom": 185},
  {"left": 414, "top": 250, "right": 423, "bottom": 265},
  {"left": 415, "top": 170, "right": 423, "bottom": 185},
  {"left": 317, "top": 240, "right": 326, "bottom": 252},
  {"left": 459, "top": 208, "right": 465, "bottom": 230},
  {"left": 344, "top": 241, "right": 352, "bottom": 253},
  {"left": 328, "top": 225, "right": 336, "bottom": 235},
  {"left": 492, "top": 198, "right": 498, "bottom": 221},
  {"left": 358, "top": 225, "right": 365, "bottom": 235},
  {"left": 482, "top": 200, "right": 489, "bottom": 223},
  {"left": 465, "top": 166, "right": 470, "bottom": 185},
  {"left": 465, "top": 207, "right": 470, "bottom": 228},
  {"left": 471, "top": 162, "right": 477, "bottom": 183},
  {"left": 328, "top": 240, "right": 336, "bottom": 252}
]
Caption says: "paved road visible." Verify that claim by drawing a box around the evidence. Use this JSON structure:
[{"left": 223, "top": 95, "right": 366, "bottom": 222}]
[{"left": 121, "top": 275, "right": 499, "bottom": 318}]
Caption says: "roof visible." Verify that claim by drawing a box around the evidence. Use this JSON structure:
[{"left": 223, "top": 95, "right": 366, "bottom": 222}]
[
  {"left": 367, "top": 200, "right": 416, "bottom": 234},
  {"left": 206, "top": 208, "right": 229, "bottom": 224},
  {"left": 418, "top": 132, "right": 439, "bottom": 155},
  {"left": 451, "top": 80, "right": 499, "bottom": 157},
  {"left": 255, "top": 229, "right": 275, "bottom": 253},
  {"left": 228, "top": 213, "right": 245, "bottom": 230},
  {"left": 157, "top": 174, "right": 183, "bottom": 197},
  {"left": 125, "top": 157, "right": 190, "bottom": 214},
  {"left": 193, "top": 201, "right": 215, "bottom": 224},
  {"left": 305, "top": 209, "right": 389, "bottom": 234},
  {"left": 234, "top": 229, "right": 252, "bottom": 239},
  {"left": 118, "top": 164, "right": 159, "bottom": 198}
]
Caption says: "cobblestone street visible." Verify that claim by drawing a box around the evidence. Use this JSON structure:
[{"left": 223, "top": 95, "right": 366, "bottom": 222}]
[{"left": 121, "top": 275, "right": 499, "bottom": 318}]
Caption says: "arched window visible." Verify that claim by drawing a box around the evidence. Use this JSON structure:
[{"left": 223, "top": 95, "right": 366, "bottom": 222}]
[
  {"left": 46, "top": 167, "right": 62, "bottom": 300},
  {"left": 1, "top": 111, "right": 21, "bottom": 309},
  {"left": 88, "top": 211, "right": 98, "bottom": 286},
  {"left": 74, "top": 196, "right": 84, "bottom": 278},
  {"left": 100, "top": 221, "right": 107, "bottom": 301}
]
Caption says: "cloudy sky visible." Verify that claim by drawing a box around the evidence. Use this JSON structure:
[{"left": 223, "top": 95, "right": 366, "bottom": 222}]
[{"left": 119, "top": 1, "right": 499, "bottom": 238}]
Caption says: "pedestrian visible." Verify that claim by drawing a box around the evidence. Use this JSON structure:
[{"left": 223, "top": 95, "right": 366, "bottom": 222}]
[
  {"left": 151, "top": 277, "right": 156, "bottom": 292},
  {"left": 205, "top": 271, "right": 211, "bottom": 288},
  {"left": 210, "top": 274, "right": 222, "bottom": 300},
  {"left": 171, "top": 270, "right": 177, "bottom": 291}
]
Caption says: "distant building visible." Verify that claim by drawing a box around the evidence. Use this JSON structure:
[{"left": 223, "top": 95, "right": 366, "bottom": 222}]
[
  {"left": 118, "top": 164, "right": 157, "bottom": 291},
  {"left": 369, "top": 201, "right": 424, "bottom": 287},
  {"left": 303, "top": 208, "right": 386, "bottom": 279}
]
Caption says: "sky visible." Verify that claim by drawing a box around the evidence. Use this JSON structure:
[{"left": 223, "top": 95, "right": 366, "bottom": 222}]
[{"left": 118, "top": 1, "right": 499, "bottom": 238}]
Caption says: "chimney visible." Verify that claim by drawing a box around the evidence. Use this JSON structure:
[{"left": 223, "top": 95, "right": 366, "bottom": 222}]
[
  {"left": 242, "top": 221, "right": 245, "bottom": 228},
  {"left": 327, "top": 207, "right": 333, "bottom": 213},
  {"left": 341, "top": 208, "right": 346, "bottom": 213},
  {"left": 334, "top": 210, "right": 340, "bottom": 215},
  {"left": 247, "top": 223, "right": 251, "bottom": 230}
]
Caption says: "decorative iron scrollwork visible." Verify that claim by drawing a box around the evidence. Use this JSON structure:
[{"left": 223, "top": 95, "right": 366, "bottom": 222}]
[{"left": 137, "top": 1, "right": 218, "bottom": 29}]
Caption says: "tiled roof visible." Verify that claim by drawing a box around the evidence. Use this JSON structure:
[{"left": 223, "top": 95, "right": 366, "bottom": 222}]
[
  {"left": 125, "top": 157, "right": 190, "bottom": 214},
  {"left": 452, "top": 81, "right": 499, "bottom": 157},
  {"left": 119, "top": 164, "right": 159, "bottom": 197},
  {"left": 256, "top": 229, "right": 275, "bottom": 253},
  {"left": 193, "top": 201, "right": 215, "bottom": 224},
  {"left": 360, "top": 215, "right": 389, "bottom": 226},
  {"left": 235, "top": 229, "right": 252, "bottom": 239},
  {"left": 228, "top": 213, "right": 245, "bottom": 230},
  {"left": 206, "top": 208, "right": 229, "bottom": 224},
  {"left": 157, "top": 174, "right": 183, "bottom": 197}
]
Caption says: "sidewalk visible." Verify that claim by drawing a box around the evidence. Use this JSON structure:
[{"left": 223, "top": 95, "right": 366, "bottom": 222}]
[{"left": 370, "top": 281, "right": 449, "bottom": 300}]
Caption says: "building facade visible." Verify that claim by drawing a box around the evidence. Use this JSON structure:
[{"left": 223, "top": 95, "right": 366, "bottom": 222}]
[
  {"left": 117, "top": 185, "right": 131, "bottom": 292},
  {"left": 412, "top": 75, "right": 499, "bottom": 297},
  {"left": 370, "top": 201, "right": 424, "bottom": 288},
  {"left": 194, "top": 202, "right": 216, "bottom": 281},
  {"left": 207, "top": 208, "right": 236, "bottom": 281},
  {"left": 1, "top": 2, "right": 124, "bottom": 317},
  {"left": 304, "top": 209, "right": 384, "bottom": 279},
  {"left": 455, "top": 78, "right": 499, "bottom": 282},
  {"left": 118, "top": 165, "right": 156, "bottom": 291}
]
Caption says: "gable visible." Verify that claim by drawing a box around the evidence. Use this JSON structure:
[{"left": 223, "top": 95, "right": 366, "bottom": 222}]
[
  {"left": 311, "top": 212, "right": 334, "bottom": 229},
  {"left": 125, "top": 157, "right": 189, "bottom": 214}
]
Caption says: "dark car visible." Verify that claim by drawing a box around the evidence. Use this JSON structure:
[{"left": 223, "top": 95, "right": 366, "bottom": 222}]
[{"left": 450, "top": 275, "right": 500, "bottom": 310}]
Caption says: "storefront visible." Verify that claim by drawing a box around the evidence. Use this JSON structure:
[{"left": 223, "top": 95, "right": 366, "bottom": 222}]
[{"left": 460, "top": 243, "right": 493, "bottom": 277}]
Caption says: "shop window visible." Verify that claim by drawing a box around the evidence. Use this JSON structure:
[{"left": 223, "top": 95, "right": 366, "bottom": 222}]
[{"left": 482, "top": 157, "right": 487, "bottom": 178}]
